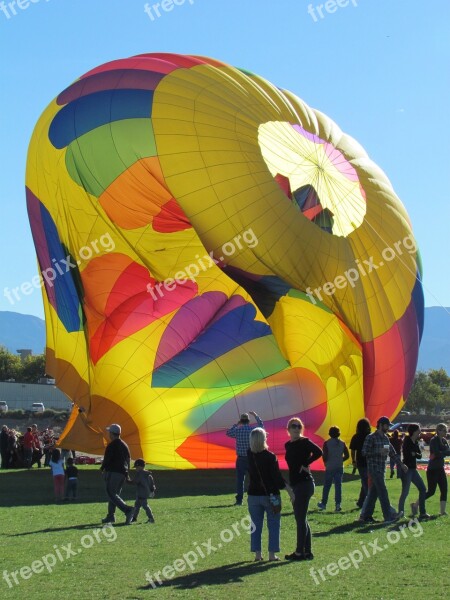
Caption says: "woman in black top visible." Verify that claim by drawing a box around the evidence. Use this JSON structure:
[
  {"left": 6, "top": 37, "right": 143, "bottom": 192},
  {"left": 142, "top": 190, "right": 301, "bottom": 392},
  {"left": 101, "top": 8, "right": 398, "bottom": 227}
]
[
  {"left": 350, "top": 418, "right": 371, "bottom": 508},
  {"left": 284, "top": 418, "right": 322, "bottom": 561},
  {"left": 425, "top": 423, "right": 450, "bottom": 515},
  {"left": 389, "top": 429, "right": 403, "bottom": 478},
  {"left": 398, "top": 423, "right": 429, "bottom": 518},
  {"left": 247, "top": 428, "right": 294, "bottom": 561}
]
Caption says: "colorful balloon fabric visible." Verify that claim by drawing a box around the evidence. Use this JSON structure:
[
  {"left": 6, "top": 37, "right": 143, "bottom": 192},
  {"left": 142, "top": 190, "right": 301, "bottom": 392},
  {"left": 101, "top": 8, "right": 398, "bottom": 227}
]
[{"left": 26, "top": 53, "right": 424, "bottom": 468}]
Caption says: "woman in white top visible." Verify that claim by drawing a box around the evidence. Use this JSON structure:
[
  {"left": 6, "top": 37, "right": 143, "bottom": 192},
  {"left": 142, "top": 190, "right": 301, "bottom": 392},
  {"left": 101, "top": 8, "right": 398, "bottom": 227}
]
[{"left": 49, "top": 449, "right": 65, "bottom": 502}]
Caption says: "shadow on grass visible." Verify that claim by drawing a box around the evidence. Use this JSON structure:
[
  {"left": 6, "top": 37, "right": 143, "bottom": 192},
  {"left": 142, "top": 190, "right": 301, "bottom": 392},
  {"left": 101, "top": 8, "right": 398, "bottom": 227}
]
[
  {"left": 7, "top": 522, "right": 104, "bottom": 536},
  {"left": 314, "top": 521, "right": 363, "bottom": 536},
  {"left": 139, "top": 560, "right": 285, "bottom": 591},
  {"left": 204, "top": 504, "right": 240, "bottom": 509}
]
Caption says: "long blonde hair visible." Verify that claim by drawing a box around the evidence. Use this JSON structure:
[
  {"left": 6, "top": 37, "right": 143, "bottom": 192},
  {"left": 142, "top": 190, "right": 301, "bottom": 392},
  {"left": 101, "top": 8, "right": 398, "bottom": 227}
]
[{"left": 250, "top": 428, "right": 268, "bottom": 453}]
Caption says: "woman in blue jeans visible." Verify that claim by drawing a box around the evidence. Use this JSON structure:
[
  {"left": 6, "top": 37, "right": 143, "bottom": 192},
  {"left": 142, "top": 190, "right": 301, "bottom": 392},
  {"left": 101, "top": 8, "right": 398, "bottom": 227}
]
[
  {"left": 247, "top": 428, "right": 294, "bottom": 562},
  {"left": 398, "top": 423, "right": 429, "bottom": 519},
  {"left": 284, "top": 417, "right": 322, "bottom": 561}
]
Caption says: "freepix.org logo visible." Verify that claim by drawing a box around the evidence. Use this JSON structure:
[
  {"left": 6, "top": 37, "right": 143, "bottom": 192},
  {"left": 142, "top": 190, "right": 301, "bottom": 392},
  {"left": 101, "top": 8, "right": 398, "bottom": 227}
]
[
  {"left": 144, "top": 0, "right": 194, "bottom": 22},
  {"left": 147, "top": 228, "right": 258, "bottom": 301},
  {"left": 2, "top": 525, "right": 116, "bottom": 589},
  {"left": 3, "top": 233, "right": 115, "bottom": 307},
  {"left": 305, "top": 233, "right": 417, "bottom": 305},
  {"left": 145, "top": 516, "right": 255, "bottom": 588},
  {"left": 309, "top": 517, "right": 424, "bottom": 585},
  {"left": 307, "top": 0, "right": 359, "bottom": 23},
  {"left": 0, "top": 0, "right": 51, "bottom": 20}
]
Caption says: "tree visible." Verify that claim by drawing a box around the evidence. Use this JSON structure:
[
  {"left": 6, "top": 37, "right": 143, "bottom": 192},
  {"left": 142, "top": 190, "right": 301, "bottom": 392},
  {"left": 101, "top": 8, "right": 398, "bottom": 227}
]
[
  {"left": 441, "top": 389, "right": 450, "bottom": 412},
  {"left": 19, "top": 354, "right": 46, "bottom": 383},
  {"left": 0, "top": 346, "right": 22, "bottom": 381},
  {"left": 428, "top": 368, "right": 450, "bottom": 390},
  {"left": 405, "top": 370, "right": 443, "bottom": 413}
]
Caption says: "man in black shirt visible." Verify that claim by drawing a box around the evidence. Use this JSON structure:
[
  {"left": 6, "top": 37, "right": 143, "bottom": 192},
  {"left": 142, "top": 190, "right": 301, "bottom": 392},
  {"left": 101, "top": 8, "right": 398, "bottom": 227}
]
[{"left": 100, "top": 424, "right": 133, "bottom": 525}]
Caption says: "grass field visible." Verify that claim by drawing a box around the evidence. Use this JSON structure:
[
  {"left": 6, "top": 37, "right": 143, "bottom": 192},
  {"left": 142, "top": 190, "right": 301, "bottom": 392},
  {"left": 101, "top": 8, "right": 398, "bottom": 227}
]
[{"left": 0, "top": 467, "right": 447, "bottom": 599}]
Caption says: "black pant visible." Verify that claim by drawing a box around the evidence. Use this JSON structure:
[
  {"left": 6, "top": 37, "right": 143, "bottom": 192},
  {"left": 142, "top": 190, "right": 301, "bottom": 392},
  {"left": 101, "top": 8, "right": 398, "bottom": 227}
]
[
  {"left": 293, "top": 478, "right": 315, "bottom": 555},
  {"left": 1, "top": 450, "right": 8, "bottom": 468},
  {"left": 357, "top": 466, "right": 368, "bottom": 507},
  {"left": 426, "top": 468, "right": 447, "bottom": 501},
  {"left": 105, "top": 472, "right": 131, "bottom": 517}
]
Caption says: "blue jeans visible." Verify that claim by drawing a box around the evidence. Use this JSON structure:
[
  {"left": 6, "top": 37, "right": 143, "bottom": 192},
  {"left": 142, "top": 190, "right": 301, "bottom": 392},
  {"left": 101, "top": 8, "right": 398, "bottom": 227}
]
[
  {"left": 398, "top": 468, "right": 426, "bottom": 514},
  {"left": 65, "top": 479, "right": 78, "bottom": 499},
  {"left": 235, "top": 456, "right": 249, "bottom": 503},
  {"left": 247, "top": 495, "right": 280, "bottom": 552},
  {"left": 361, "top": 469, "right": 396, "bottom": 521},
  {"left": 321, "top": 468, "right": 343, "bottom": 506},
  {"left": 133, "top": 498, "right": 154, "bottom": 520}
]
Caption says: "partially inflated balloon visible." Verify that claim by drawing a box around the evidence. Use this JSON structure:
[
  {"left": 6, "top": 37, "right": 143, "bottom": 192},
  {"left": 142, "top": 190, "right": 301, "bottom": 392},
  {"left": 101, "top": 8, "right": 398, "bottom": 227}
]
[{"left": 26, "top": 53, "right": 423, "bottom": 467}]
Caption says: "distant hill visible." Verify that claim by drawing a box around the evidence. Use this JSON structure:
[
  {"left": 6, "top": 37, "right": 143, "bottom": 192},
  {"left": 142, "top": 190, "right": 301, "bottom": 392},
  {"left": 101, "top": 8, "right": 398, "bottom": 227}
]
[
  {"left": 0, "top": 311, "right": 45, "bottom": 355},
  {"left": 416, "top": 306, "right": 450, "bottom": 373},
  {"left": 0, "top": 308, "right": 449, "bottom": 372}
]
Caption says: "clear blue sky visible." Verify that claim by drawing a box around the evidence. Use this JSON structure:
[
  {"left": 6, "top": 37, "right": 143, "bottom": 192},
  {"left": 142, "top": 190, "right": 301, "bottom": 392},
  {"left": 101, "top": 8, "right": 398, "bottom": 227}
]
[{"left": 1, "top": 0, "right": 449, "bottom": 319}]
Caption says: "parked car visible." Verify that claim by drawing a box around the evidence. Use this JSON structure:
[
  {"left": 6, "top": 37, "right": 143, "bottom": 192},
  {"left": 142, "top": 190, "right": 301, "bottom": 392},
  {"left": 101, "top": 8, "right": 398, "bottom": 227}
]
[
  {"left": 399, "top": 410, "right": 411, "bottom": 417},
  {"left": 0, "top": 401, "right": 8, "bottom": 413},
  {"left": 389, "top": 422, "right": 419, "bottom": 433},
  {"left": 30, "top": 402, "right": 45, "bottom": 413},
  {"left": 420, "top": 428, "right": 436, "bottom": 444},
  {"left": 389, "top": 422, "right": 436, "bottom": 444}
]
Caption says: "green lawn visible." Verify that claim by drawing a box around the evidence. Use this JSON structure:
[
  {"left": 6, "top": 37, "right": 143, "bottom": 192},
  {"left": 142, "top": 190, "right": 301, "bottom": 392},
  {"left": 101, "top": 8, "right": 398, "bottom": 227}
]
[{"left": 0, "top": 467, "right": 447, "bottom": 599}]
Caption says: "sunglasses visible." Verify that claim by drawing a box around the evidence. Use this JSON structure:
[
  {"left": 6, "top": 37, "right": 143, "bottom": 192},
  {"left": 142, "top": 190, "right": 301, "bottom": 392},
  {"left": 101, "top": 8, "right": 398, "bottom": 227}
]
[{"left": 289, "top": 424, "right": 301, "bottom": 429}]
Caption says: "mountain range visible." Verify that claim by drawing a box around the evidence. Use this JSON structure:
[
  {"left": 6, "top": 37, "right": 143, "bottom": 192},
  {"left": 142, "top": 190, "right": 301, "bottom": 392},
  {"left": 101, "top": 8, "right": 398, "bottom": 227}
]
[{"left": 0, "top": 308, "right": 449, "bottom": 373}]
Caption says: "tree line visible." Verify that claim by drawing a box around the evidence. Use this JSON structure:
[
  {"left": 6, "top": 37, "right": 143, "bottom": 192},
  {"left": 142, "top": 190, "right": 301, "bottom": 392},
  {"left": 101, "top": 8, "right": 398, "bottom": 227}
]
[
  {"left": 0, "top": 347, "right": 46, "bottom": 384},
  {"left": 404, "top": 368, "right": 450, "bottom": 414}
]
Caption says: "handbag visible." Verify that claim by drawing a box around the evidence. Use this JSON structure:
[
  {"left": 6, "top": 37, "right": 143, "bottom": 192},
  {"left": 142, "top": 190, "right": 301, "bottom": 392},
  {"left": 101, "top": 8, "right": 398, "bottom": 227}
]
[{"left": 251, "top": 452, "right": 281, "bottom": 514}]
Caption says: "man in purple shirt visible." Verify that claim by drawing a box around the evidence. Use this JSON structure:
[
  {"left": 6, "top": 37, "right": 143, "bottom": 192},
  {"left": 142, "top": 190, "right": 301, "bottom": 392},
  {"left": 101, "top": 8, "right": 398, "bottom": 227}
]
[{"left": 226, "top": 411, "right": 263, "bottom": 505}]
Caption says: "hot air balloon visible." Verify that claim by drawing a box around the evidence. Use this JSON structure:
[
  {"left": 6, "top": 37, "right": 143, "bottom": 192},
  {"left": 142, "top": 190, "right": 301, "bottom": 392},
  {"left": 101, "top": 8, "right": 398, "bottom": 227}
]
[{"left": 26, "top": 53, "right": 423, "bottom": 468}]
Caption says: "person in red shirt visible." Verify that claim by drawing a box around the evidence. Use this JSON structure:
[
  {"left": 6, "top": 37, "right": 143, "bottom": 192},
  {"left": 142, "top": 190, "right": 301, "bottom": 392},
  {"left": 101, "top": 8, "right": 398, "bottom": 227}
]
[{"left": 23, "top": 427, "right": 35, "bottom": 469}]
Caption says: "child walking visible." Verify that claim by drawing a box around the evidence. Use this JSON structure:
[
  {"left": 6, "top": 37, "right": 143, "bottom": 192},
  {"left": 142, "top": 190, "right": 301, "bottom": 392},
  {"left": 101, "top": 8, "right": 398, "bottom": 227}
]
[
  {"left": 65, "top": 457, "right": 79, "bottom": 500},
  {"left": 49, "top": 449, "right": 65, "bottom": 502},
  {"left": 318, "top": 426, "right": 350, "bottom": 512},
  {"left": 127, "top": 459, "right": 156, "bottom": 523}
]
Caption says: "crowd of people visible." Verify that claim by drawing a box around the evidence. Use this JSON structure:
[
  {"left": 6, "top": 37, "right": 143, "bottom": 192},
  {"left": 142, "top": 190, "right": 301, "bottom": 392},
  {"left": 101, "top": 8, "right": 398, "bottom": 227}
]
[
  {"left": 226, "top": 413, "right": 450, "bottom": 562},
  {"left": 0, "top": 424, "right": 81, "bottom": 502},
  {"left": 1, "top": 414, "right": 449, "bottom": 563},
  {"left": 0, "top": 424, "right": 59, "bottom": 469}
]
